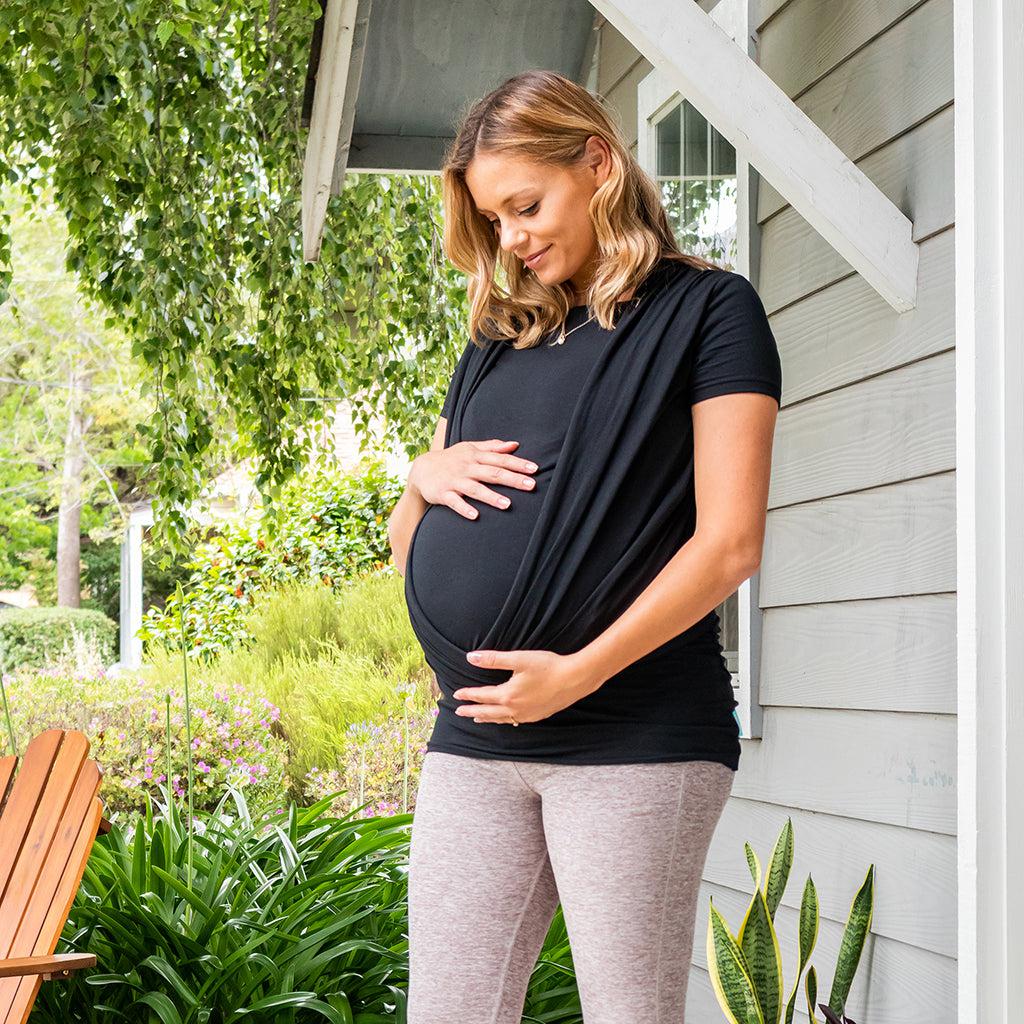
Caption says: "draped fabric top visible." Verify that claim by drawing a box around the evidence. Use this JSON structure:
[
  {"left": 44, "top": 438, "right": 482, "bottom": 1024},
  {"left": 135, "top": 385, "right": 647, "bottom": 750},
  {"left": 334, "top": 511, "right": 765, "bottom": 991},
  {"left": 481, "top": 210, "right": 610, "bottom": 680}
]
[{"left": 403, "top": 257, "right": 783, "bottom": 768}]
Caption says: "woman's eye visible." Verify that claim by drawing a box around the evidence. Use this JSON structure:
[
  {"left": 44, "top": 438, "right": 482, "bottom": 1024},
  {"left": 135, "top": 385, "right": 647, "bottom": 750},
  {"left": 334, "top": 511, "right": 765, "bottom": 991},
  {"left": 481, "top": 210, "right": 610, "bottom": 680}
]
[{"left": 520, "top": 202, "right": 538, "bottom": 216}]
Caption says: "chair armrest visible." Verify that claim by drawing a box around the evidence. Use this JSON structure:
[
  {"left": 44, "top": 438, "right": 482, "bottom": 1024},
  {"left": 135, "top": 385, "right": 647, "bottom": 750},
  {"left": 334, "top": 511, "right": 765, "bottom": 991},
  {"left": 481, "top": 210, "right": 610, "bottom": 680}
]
[{"left": 0, "top": 953, "right": 96, "bottom": 980}]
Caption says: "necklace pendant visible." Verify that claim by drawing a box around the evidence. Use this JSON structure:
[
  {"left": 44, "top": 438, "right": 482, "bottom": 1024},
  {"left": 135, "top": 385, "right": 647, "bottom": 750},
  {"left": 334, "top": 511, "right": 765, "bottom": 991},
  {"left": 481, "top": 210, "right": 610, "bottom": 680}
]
[{"left": 549, "top": 332, "right": 566, "bottom": 346}]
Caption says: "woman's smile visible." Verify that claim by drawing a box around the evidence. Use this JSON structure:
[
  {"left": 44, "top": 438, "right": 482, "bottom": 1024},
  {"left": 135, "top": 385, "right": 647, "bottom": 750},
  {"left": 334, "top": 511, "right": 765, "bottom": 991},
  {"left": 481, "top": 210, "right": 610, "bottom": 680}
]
[{"left": 524, "top": 244, "right": 552, "bottom": 269}]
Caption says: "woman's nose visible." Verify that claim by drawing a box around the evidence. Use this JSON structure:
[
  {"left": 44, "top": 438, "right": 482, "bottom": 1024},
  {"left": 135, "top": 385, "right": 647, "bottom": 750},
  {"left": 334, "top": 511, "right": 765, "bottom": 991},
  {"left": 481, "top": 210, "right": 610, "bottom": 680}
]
[{"left": 500, "top": 224, "right": 527, "bottom": 253}]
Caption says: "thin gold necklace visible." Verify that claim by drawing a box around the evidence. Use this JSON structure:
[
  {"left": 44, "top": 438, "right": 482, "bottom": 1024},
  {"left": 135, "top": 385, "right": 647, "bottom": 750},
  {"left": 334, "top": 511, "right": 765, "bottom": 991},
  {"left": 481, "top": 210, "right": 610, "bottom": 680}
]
[{"left": 548, "top": 312, "right": 595, "bottom": 346}]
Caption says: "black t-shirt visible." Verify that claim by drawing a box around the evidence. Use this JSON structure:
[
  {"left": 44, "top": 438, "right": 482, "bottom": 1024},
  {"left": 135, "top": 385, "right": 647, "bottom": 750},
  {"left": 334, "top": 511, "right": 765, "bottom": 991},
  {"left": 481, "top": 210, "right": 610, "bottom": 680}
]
[{"left": 404, "top": 259, "right": 782, "bottom": 770}]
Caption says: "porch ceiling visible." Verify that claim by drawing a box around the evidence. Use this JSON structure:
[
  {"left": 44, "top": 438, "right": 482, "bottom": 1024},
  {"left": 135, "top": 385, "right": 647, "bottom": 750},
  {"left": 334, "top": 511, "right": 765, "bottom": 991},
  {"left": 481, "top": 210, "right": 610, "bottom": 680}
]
[{"left": 301, "top": 0, "right": 596, "bottom": 180}]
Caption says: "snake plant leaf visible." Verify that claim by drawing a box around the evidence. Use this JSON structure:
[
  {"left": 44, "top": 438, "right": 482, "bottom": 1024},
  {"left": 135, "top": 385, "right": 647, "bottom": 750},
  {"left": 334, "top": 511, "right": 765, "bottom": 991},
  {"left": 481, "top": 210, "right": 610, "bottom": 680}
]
[
  {"left": 764, "top": 818, "right": 794, "bottom": 921},
  {"left": 806, "top": 964, "right": 819, "bottom": 1023},
  {"left": 827, "top": 864, "right": 874, "bottom": 1016},
  {"left": 745, "top": 841, "right": 762, "bottom": 890},
  {"left": 784, "top": 874, "right": 820, "bottom": 1024},
  {"left": 707, "top": 899, "right": 766, "bottom": 1024},
  {"left": 738, "top": 887, "right": 784, "bottom": 1024}
]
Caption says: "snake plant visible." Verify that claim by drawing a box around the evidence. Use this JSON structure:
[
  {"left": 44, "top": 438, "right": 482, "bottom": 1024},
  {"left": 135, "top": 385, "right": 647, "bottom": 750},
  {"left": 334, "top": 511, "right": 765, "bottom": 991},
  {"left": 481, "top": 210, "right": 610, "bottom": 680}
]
[{"left": 706, "top": 817, "right": 874, "bottom": 1024}]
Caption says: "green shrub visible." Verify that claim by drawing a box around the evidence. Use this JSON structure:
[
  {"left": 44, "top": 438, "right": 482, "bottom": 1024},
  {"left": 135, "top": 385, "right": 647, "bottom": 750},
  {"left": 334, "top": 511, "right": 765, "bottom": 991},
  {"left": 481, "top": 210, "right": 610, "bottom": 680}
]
[
  {"left": 0, "top": 606, "right": 117, "bottom": 671},
  {"left": 138, "top": 458, "right": 406, "bottom": 659},
  {"left": 0, "top": 668, "right": 290, "bottom": 820},
  {"left": 142, "top": 576, "right": 439, "bottom": 810},
  {"left": 31, "top": 789, "right": 584, "bottom": 1024}
]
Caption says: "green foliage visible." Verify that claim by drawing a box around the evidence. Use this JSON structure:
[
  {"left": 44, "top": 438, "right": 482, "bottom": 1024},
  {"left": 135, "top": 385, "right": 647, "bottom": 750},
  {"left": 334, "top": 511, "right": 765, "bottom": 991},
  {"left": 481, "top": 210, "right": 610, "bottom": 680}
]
[
  {"left": 706, "top": 818, "right": 875, "bottom": 1024},
  {"left": 144, "top": 574, "right": 438, "bottom": 812},
  {"left": 0, "top": 605, "right": 116, "bottom": 670},
  {"left": 0, "top": 2, "right": 469, "bottom": 551},
  {"left": 27, "top": 786, "right": 585, "bottom": 1023},
  {"left": 0, "top": 184, "right": 155, "bottom": 598},
  {"left": 0, "top": 667, "right": 290, "bottom": 819},
  {"left": 138, "top": 459, "right": 405, "bottom": 658},
  {"left": 30, "top": 788, "right": 415, "bottom": 1023}
]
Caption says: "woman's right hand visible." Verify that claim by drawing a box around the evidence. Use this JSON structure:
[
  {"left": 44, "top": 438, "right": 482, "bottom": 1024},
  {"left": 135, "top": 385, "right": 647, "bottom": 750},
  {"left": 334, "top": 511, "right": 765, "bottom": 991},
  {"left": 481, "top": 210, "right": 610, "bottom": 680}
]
[{"left": 408, "top": 439, "right": 538, "bottom": 520}]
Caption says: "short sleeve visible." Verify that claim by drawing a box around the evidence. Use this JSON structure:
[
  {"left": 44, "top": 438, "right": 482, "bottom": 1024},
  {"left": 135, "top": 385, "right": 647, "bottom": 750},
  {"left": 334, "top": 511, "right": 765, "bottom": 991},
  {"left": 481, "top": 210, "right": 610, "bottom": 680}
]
[
  {"left": 440, "top": 338, "right": 475, "bottom": 418},
  {"left": 686, "top": 271, "right": 782, "bottom": 407}
]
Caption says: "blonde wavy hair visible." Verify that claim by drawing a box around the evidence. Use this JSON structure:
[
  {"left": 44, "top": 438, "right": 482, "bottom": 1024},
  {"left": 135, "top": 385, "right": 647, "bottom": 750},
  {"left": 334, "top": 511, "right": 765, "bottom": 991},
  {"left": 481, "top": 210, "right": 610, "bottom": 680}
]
[{"left": 441, "top": 69, "right": 723, "bottom": 351}]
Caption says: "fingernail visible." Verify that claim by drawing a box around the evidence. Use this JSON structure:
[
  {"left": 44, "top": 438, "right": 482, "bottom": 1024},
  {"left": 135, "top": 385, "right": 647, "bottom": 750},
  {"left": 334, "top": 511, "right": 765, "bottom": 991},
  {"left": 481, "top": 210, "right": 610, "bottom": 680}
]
[
  {"left": 499, "top": 497, "right": 510, "bottom": 507},
  {"left": 526, "top": 462, "right": 538, "bottom": 471},
  {"left": 467, "top": 652, "right": 480, "bottom": 662}
]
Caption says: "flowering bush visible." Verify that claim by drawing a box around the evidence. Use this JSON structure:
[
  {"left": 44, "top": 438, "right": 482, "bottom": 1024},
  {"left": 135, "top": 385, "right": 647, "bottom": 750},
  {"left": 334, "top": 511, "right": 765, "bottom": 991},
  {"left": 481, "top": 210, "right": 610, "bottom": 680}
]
[
  {"left": 137, "top": 458, "right": 405, "bottom": 660},
  {"left": 303, "top": 682, "right": 440, "bottom": 818},
  {"left": 0, "top": 668, "right": 290, "bottom": 820}
]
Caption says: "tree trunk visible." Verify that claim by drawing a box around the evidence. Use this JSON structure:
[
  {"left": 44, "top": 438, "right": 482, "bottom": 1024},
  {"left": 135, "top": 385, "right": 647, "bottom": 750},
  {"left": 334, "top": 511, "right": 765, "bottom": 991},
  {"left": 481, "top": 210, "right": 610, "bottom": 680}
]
[{"left": 56, "top": 368, "right": 86, "bottom": 608}]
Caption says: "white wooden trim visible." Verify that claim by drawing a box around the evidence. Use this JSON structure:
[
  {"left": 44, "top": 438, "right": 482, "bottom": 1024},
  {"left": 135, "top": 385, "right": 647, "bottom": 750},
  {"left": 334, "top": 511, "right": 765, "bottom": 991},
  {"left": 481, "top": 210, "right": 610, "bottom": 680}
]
[
  {"left": 301, "top": 0, "right": 363, "bottom": 262},
  {"left": 117, "top": 504, "right": 152, "bottom": 671},
  {"left": 592, "top": 0, "right": 921, "bottom": 312},
  {"left": 637, "top": 0, "right": 764, "bottom": 739},
  {"left": 955, "top": 0, "right": 1024, "bottom": 1019}
]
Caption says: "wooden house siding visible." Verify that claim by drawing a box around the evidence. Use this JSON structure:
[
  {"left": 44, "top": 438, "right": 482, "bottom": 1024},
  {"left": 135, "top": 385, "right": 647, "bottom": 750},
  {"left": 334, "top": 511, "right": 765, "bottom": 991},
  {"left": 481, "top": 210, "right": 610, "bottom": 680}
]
[{"left": 591, "top": 0, "right": 956, "bottom": 1018}]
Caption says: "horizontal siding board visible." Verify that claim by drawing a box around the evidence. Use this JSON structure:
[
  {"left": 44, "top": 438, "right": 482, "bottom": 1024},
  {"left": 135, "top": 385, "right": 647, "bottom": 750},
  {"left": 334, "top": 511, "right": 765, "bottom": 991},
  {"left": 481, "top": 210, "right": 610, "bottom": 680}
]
[
  {"left": 761, "top": 0, "right": 951, "bottom": 172},
  {"left": 706, "top": 799, "right": 956, "bottom": 956},
  {"left": 751, "top": 0, "right": 793, "bottom": 33},
  {"left": 733, "top": 707, "right": 956, "bottom": 833},
  {"left": 769, "top": 227, "right": 954, "bottom": 406},
  {"left": 760, "top": 594, "right": 957, "bottom": 714},
  {"left": 758, "top": 0, "right": 927, "bottom": 99},
  {"left": 758, "top": 105, "right": 953, "bottom": 312},
  {"left": 761, "top": 472, "right": 955, "bottom": 606},
  {"left": 769, "top": 349, "right": 954, "bottom": 507}
]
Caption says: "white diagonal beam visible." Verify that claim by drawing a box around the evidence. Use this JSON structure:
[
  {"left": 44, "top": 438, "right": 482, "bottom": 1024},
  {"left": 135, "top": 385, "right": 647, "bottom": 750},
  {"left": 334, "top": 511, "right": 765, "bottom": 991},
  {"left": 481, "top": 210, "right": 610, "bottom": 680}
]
[
  {"left": 302, "top": 0, "right": 363, "bottom": 263},
  {"left": 592, "top": 0, "right": 920, "bottom": 311}
]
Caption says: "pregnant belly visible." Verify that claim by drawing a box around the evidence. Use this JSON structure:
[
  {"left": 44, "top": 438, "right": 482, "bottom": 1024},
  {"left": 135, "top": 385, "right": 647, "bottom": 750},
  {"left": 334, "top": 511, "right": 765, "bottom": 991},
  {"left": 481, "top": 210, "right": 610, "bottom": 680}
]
[{"left": 406, "top": 477, "right": 547, "bottom": 653}]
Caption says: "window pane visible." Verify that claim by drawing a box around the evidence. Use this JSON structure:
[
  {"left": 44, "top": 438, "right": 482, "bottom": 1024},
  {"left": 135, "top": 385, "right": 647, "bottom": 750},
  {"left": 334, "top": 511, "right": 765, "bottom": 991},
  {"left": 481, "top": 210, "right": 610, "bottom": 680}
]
[
  {"left": 682, "top": 101, "right": 709, "bottom": 177},
  {"left": 716, "top": 590, "right": 739, "bottom": 675},
  {"left": 652, "top": 100, "right": 739, "bottom": 268},
  {"left": 711, "top": 131, "right": 736, "bottom": 176},
  {"left": 656, "top": 105, "right": 681, "bottom": 178}
]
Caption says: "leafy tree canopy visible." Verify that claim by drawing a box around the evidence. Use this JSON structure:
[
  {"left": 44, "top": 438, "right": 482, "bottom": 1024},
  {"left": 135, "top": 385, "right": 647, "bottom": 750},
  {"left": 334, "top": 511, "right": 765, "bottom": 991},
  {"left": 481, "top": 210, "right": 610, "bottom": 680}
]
[{"left": 0, "top": 1, "right": 469, "bottom": 551}]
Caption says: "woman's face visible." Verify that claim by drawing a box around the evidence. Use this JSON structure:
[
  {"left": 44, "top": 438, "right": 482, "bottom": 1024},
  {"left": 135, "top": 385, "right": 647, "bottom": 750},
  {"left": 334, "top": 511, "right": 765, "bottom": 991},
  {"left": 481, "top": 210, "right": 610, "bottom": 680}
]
[{"left": 464, "top": 136, "right": 611, "bottom": 299}]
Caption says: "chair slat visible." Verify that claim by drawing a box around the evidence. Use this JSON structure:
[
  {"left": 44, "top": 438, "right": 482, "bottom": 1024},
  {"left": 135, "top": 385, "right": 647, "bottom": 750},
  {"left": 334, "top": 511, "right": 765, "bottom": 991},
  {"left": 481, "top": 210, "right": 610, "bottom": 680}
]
[
  {"left": 0, "top": 730, "right": 104, "bottom": 1024},
  {"left": 0, "top": 783, "right": 102, "bottom": 1024},
  {"left": 0, "top": 731, "right": 64, "bottom": 906}
]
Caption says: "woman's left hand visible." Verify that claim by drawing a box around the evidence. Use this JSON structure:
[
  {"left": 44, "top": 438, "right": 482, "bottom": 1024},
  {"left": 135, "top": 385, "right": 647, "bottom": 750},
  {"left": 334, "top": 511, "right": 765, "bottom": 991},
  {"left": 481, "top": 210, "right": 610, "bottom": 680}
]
[{"left": 452, "top": 649, "right": 600, "bottom": 724}]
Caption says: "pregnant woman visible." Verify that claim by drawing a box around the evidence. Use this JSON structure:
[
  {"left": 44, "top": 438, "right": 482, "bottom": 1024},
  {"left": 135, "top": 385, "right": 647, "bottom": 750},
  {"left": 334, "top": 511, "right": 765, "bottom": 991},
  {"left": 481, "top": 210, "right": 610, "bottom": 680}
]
[{"left": 388, "top": 69, "right": 782, "bottom": 1024}]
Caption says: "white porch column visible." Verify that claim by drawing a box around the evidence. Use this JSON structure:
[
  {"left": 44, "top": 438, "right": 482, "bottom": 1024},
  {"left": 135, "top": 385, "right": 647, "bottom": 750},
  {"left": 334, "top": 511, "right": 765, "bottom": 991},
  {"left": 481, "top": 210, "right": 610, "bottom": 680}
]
[
  {"left": 118, "top": 506, "right": 151, "bottom": 670},
  {"left": 955, "top": 0, "right": 1024, "bottom": 1019}
]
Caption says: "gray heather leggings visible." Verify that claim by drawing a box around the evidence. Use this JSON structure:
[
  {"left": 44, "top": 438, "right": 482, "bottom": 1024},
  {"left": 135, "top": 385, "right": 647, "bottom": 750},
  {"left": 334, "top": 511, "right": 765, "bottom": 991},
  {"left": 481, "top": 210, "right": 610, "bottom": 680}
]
[{"left": 406, "top": 751, "right": 734, "bottom": 1024}]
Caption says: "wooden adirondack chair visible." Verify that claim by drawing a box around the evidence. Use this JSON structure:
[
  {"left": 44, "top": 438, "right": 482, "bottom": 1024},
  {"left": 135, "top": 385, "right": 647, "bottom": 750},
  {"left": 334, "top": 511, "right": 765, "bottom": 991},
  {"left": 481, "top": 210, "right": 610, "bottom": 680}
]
[{"left": 0, "top": 728, "right": 109, "bottom": 1024}]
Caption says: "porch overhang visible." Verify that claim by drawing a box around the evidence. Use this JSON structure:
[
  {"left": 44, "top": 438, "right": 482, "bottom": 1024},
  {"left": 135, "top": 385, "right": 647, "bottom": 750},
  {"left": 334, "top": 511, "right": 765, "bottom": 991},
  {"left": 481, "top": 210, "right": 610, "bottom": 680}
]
[{"left": 301, "top": 0, "right": 919, "bottom": 312}]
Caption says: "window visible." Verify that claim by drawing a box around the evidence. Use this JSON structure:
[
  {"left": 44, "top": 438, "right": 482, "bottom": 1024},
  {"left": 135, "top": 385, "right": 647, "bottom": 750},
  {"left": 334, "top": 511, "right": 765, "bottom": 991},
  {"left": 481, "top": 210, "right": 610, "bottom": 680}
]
[{"left": 655, "top": 99, "right": 739, "bottom": 269}]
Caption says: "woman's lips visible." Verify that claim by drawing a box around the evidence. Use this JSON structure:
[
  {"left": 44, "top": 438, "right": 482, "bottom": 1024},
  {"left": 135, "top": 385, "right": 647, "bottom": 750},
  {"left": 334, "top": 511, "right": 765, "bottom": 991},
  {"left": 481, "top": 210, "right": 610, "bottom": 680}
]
[{"left": 525, "top": 245, "right": 551, "bottom": 269}]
